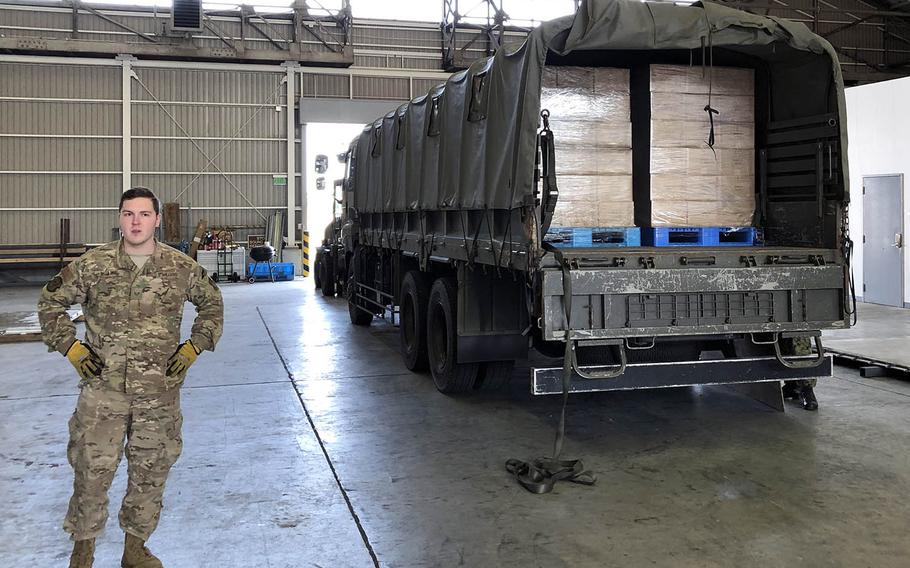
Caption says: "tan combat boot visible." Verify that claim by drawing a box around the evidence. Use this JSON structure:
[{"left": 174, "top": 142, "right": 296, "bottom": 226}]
[
  {"left": 69, "top": 538, "right": 95, "bottom": 568},
  {"left": 121, "top": 532, "right": 163, "bottom": 568}
]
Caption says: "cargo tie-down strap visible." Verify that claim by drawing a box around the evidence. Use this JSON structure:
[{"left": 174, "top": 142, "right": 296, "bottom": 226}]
[
  {"left": 506, "top": 246, "right": 596, "bottom": 494},
  {"left": 538, "top": 110, "right": 559, "bottom": 235},
  {"left": 704, "top": 104, "right": 719, "bottom": 151},
  {"left": 701, "top": 32, "right": 719, "bottom": 156}
]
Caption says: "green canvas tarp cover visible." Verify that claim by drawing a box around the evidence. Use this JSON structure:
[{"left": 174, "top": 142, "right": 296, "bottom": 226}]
[{"left": 350, "top": 0, "right": 847, "bottom": 214}]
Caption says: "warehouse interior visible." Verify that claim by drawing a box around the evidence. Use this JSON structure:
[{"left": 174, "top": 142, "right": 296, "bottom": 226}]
[{"left": 2, "top": 0, "right": 910, "bottom": 566}]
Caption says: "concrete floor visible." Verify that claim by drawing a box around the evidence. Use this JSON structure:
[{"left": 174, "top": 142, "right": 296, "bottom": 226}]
[
  {"left": 2, "top": 281, "right": 909, "bottom": 568},
  {"left": 826, "top": 302, "right": 910, "bottom": 371}
]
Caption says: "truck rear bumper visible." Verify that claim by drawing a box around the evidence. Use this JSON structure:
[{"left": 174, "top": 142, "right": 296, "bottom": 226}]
[
  {"left": 540, "top": 264, "right": 847, "bottom": 341},
  {"left": 531, "top": 354, "right": 833, "bottom": 395}
]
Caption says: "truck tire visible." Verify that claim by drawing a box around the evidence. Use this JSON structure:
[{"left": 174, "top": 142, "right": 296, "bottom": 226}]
[
  {"left": 399, "top": 270, "right": 430, "bottom": 371},
  {"left": 314, "top": 252, "right": 323, "bottom": 289},
  {"left": 427, "top": 276, "right": 478, "bottom": 394},
  {"left": 476, "top": 360, "right": 515, "bottom": 391},
  {"left": 321, "top": 254, "right": 336, "bottom": 297},
  {"left": 347, "top": 249, "right": 373, "bottom": 326}
]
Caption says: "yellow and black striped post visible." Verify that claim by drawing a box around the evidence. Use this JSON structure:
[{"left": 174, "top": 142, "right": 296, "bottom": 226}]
[{"left": 302, "top": 231, "right": 310, "bottom": 277}]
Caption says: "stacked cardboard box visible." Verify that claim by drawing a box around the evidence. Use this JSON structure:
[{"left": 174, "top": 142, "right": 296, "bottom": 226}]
[
  {"left": 648, "top": 64, "right": 755, "bottom": 227},
  {"left": 541, "top": 66, "right": 633, "bottom": 228}
]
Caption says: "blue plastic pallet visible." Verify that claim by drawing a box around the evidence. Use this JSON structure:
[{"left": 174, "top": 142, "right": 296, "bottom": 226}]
[
  {"left": 545, "top": 227, "right": 641, "bottom": 248},
  {"left": 247, "top": 261, "right": 295, "bottom": 281},
  {"left": 642, "top": 227, "right": 759, "bottom": 247}
]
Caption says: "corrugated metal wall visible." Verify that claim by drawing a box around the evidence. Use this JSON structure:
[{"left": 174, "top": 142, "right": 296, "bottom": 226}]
[
  {"left": 0, "top": 12, "right": 466, "bottom": 247},
  {"left": 131, "top": 66, "right": 289, "bottom": 244},
  {"left": 0, "top": 60, "right": 296, "bottom": 246},
  {"left": 353, "top": 23, "right": 445, "bottom": 70},
  {"left": 0, "top": 61, "right": 121, "bottom": 245},
  {"left": 0, "top": 57, "right": 451, "bottom": 248}
]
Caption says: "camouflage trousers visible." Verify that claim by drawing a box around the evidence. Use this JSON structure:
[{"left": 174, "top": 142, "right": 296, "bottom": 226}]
[
  {"left": 789, "top": 337, "right": 818, "bottom": 388},
  {"left": 64, "top": 384, "right": 183, "bottom": 541}
]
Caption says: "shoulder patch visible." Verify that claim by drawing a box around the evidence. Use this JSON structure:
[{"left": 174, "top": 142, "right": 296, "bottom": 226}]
[
  {"left": 46, "top": 275, "right": 63, "bottom": 292},
  {"left": 199, "top": 267, "right": 219, "bottom": 289}
]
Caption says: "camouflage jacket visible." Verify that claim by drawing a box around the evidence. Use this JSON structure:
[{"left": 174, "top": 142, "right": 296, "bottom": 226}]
[{"left": 38, "top": 240, "right": 224, "bottom": 394}]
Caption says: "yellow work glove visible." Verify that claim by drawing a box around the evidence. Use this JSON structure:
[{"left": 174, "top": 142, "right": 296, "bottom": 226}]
[
  {"left": 166, "top": 340, "right": 202, "bottom": 377},
  {"left": 65, "top": 340, "right": 104, "bottom": 381}
]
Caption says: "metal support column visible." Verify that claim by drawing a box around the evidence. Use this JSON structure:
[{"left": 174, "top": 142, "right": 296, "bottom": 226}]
[
  {"left": 118, "top": 54, "right": 135, "bottom": 192},
  {"left": 284, "top": 62, "right": 299, "bottom": 247}
]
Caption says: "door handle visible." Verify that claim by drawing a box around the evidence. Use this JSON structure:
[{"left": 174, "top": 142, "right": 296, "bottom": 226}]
[{"left": 893, "top": 234, "right": 903, "bottom": 249}]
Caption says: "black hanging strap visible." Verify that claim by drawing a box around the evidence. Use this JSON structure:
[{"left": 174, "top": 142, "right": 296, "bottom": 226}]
[
  {"left": 704, "top": 104, "right": 719, "bottom": 151},
  {"left": 538, "top": 110, "right": 559, "bottom": 235},
  {"left": 702, "top": 31, "right": 719, "bottom": 156},
  {"left": 506, "top": 246, "right": 596, "bottom": 494},
  {"left": 844, "top": 236, "right": 858, "bottom": 326},
  {"left": 505, "top": 457, "right": 596, "bottom": 494}
]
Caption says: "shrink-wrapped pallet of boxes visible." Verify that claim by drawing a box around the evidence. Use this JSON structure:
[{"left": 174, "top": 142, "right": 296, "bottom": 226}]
[
  {"left": 645, "top": 64, "right": 756, "bottom": 227},
  {"left": 541, "top": 66, "right": 634, "bottom": 233}
]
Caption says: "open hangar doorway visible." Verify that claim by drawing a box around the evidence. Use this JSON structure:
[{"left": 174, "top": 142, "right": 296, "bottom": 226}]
[
  {"left": 303, "top": 122, "right": 366, "bottom": 245},
  {"left": 298, "top": 95, "right": 416, "bottom": 278}
]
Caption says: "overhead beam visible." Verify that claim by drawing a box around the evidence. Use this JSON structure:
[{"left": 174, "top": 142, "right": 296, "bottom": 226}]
[
  {"left": 885, "top": 52, "right": 910, "bottom": 69},
  {"left": 822, "top": 15, "right": 876, "bottom": 38},
  {"left": 718, "top": 1, "right": 910, "bottom": 19},
  {"left": 0, "top": 1, "right": 354, "bottom": 67},
  {"left": 842, "top": 68, "right": 908, "bottom": 82},
  {"left": 717, "top": 0, "right": 910, "bottom": 82},
  {"left": 72, "top": 0, "right": 158, "bottom": 43},
  {"left": 0, "top": 36, "right": 353, "bottom": 66},
  {"left": 203, "top": 18, "right": 239, "bottom": 53},
  {"left": 441, "top": 0, "right": 527, "bottom": 71},
  {"left": 245, "top": 12, "right": 289, "bottom": 52}
]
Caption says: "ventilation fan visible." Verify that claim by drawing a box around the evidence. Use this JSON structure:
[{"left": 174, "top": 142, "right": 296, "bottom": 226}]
[{"left": 172, "top": 0, "right": 203, "bottom": 32}]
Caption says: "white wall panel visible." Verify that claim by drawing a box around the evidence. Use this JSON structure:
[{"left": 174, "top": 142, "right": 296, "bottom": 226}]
[
  {"left": 0, "top": 138, "right": 120, "bottom": 171},
  {"left": 129, "top": 66, "right": 289, "bottom": 242},
  {"left": 0, "top": 174, "right": 119, "bottom": 209},
  {"left": 133, "top": 68, "right": 285, "bottom": 105},
  {"left": 132, "top": 139, "right": 285, "bottom": 174},
  {"left": 0, "top": 61, "right": 120, "bottom": 244},
  {"left": 0, "top": 62, "right": 119, "bottom": 99},
  {"left": 132, "top": 103, "right": 284, "bottom": 139},
  {"left": 132, "top": 174, "right": 287, "bottom": 209},
  {"left": 0, "top": 211, "right": 119, "bottom": 245},
  {"left": 846, "top": 76, "right": 910, "bottom": 306},
  {"left": 0, "top": 100, "right": 121, "bottom": 135}
]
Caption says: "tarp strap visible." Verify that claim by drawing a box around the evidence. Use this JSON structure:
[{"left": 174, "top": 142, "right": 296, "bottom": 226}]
[
  {"left": 538, "top": 110, "right": 559, "bottom": 235},
  {"left": 506, "top": 245, "right": 596, "bottom": 494},
  {"left": 485, "top": 208, "right": 503, "bottom": 276},
  {"left": 842, "top": 203, "right": 858, "bottom": 325},
  {"left": 459, "top": 210, "right": 475, "bottom": 266},
  {"left": 845, "top": 237, "right": 858, "bottom": 325},
  {"left": 704, "top": 104, "right": 719, "bottom": 152},
  {"left": 417, "top": 210, "right": 429, "bottom": 269},
  {"left": 701, "top": 33, "right": 719, "bottom": 156},
  {"left": 501, "top": 206, "right": 516, "bottom": 270},
  {"left": 471, "top": 213, "right": 484, "bottom": 265}
]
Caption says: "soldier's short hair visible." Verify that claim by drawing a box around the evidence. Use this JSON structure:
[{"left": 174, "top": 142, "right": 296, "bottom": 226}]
[{"left": 120, "top": 187, "right": 161, "bottom": 215}]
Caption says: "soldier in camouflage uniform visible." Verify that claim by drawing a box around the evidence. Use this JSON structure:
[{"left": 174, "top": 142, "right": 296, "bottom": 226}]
[
  {"left": 782, "top": 337, "right": 819, "bottom": 410},
  {"left": 38, "top": 187, "right": 224, "bottom": 568}
]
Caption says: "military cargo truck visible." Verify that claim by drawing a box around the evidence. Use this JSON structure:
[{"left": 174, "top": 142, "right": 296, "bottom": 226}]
[{"left": 324, "top": 0, "right": 854, "bottom": 398}]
